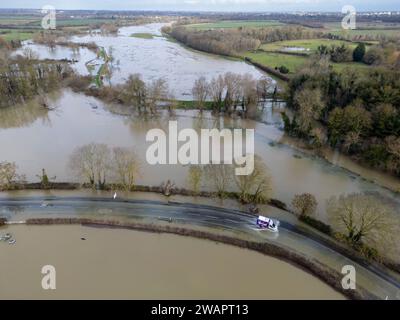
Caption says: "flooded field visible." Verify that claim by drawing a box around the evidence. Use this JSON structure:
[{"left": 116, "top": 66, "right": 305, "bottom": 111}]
[
  {"left": 0, "top": 225, "right": 344, "bottom": 299},
  {"left": 0, "top": 88, "right": 399, "bottom": 224},
  {"left": 2, "top": 21, "right": 400, "bottom": 288},
  {"left": 17, "top": 23, "right": 268, "bottom": 99}
]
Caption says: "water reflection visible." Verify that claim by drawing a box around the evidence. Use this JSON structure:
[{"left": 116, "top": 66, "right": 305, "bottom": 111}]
[{"left": 0, "top": 100, "right": 50, "bottom": 129}]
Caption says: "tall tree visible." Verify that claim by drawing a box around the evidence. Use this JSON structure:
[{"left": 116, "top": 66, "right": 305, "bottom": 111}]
[{"left": 353, "top": 43, "right": 366, "bottom": 62}]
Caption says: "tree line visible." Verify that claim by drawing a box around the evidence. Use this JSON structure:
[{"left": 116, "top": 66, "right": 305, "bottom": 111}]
[
  {"left": 317, "top": 40, "right": 400, "bottom": 67},
  {"left": 2, "top": 157, "right": 397, "bottom": 262},
  {"left": 192, "top": 72, "right": 275, "bottom": 116},
  {"left": 291, "top": 192, "right": 397, "bottom": 262},
  {"left": 0, "top": 52, "right": 74, "bottom": 108},
  {"left": 164, "top": 24, "right": 324, "bottom": 56},
  {"left": 283, "top": 56, "right": 400, "bottom": 176}
]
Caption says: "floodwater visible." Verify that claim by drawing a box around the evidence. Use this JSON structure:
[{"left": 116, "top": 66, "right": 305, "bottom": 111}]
[
  {"left": 282, "top": 46, "right": 310, "bottom": 52},
  {"left": 0, "top": 225, "right": 344, "bottom": 299},
  {"left": 1, "top": 22, "right": 400, "bottom": 270},
  {"left": 0, "top": 89, "right": 399, "bottom": 224},
  {"left": 0, "top": 192, "right": 398, "bottom": 298},
  {"left": 9, "top": 23, "right": 399, "bottom": 216},
  {"left": 17, "top": 23, "right": 268, "bottom": 99}
]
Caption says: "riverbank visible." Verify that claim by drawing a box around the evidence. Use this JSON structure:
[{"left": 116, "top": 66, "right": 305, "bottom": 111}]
[{"left": 0, "top": 224, "right": 346, "bottom": 299}]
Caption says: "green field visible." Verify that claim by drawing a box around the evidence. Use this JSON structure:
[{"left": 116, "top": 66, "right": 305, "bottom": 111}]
[
  {"left": 330, "top": 61, "right": 370, "bottom": 73},
  {"left": 130, "top": 33, "right": 154, "bottom": 39},
  {"left": 176, "top": 100, "right": 214, "bottom": 110},
  {"left": 0, "top": 29, "right": 35, "bottom": 41},
  {"left": 0, "top": 15, "right": 38, "bottom": 26},
  {"left": 0, "top": 15, "right": 116, "bottom": 28},
  {"left": 261, "top": 39, "right": 360, "bottom": 54},
  {"left": 321, "top": 22, "right": 400, "bottom": 38},
  {"left": 244, "top": 51, "right": 308, "bottom": 74},
  {"left": 330, "top": 29, "right": 400, "bottom": 38},
  {"left": 244, "top": 50, "right": 369, "bottom": 75},
  {"left": 187, "top": 20, "right": 284, "bottom": 30}
]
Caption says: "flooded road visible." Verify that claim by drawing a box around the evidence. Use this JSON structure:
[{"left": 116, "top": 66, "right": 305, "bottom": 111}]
[
  {"left": 2, "top": 22, "right": 400, "bottom": 296},
  {"left": 0, "top": 224, "right": 344, "bottom": 299},
  {"left": 0, "top": 89, "right": 399, "bottom": 225},
  {"left": 0, "top": 195, "right": 399, "bottom": 299}
]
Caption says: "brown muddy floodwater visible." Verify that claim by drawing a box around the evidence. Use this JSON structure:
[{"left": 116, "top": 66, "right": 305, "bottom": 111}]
[
  {"left": 0, "top": 89, "right": 399, "bottom": 224},
  {"left": 0, "top": 225, "right": 344, "bottom": 299}
]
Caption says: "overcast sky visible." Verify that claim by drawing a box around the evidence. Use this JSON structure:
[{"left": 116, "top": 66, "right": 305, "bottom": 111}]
[{"left": 0, "top": 0, "right": 399, "bottom": 12}]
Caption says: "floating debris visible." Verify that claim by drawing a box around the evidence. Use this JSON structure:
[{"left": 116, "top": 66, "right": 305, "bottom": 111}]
[{"left": 0, "top": 233, "right": 16, "bottom": 245}]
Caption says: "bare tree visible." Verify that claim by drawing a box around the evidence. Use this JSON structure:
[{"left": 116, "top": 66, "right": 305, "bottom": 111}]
[
  {"left": 187, "top": 165, "right": 203, "bottom": 194},
  {"left": 386, "top": 135, "right": 400, "bottom": 175},
  {"left": 147, "top": 78, "right": 169, "bottom": 114},
  {"left": 256, "top": 76, "right": 273, "bottom": 102},
  {"left": 327, "top": 193, "right": 396, "bottom": 250},
  {"left": 234, "top": 156, "right": 272, "bottom": 204},
  {"left": 112, "top": 147, "right": 140, "bottom": 191},
  {"left": 121, "top": 74, "right": 147, "bottom": 112},
  {"left": 223, "top": 72, "right": 240, "bottom": 113},
  {"left": 68, "top": 143, "right": 111, "bottom": 189},
  {"left": 209, "top": 75, "right": 225, "bottom": 112},
  {"left": 22, "top": 47, "right": 38, "bottom": 60},
  {"left": 192, "top": 76, "right": 209, "bottom": 112},
  {"left": 0, "top": 161, "right": 25, "bottom": 189},
  {"left": 294, "top": 88, "right": 324, "bottom": 135},
  {"left": 240, "top": 73, "right": 258, "bottom": 117},
  {"left": 292, "top": 193, "right": 317, "bottom": 217},
  {"left": 204, "top": 164, "right": 233, "bottom": 198}
]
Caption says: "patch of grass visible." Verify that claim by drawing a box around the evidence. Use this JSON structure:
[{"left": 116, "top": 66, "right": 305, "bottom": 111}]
[
  {"left": 0, "top": 15, "right": 38, "bottom": 26},
  {"left": 25, "top": 18, "right": 116, "bottom": 27},
  {"left": 261, "top": 38, "right": 361, "bottom": 54},
  {"left": 176, "top": 100, "right": 213, "bottom": 110},
  {"left": 331, "top": 29, "right": 400, "bottom": 38},
  {"left": 0, "top": 29, "right": 35, "bottom": 41},
  {"left": 187, "top": 20, "right": 284, "bottom": 30},
  {"left": 321, "top": 22, "right": 400, "bottom": 38},
  {"left": 330, "top": 61, "right": 370, "bottom": 73},
  {"left": 130, "top": 32, "right": 154, "bottom": 39},
  {"left": 244, "top": 51, "right": 308, "bottom": 74},
  {"left": 242, "top": 50, "right": 370, "bottom": 80}
]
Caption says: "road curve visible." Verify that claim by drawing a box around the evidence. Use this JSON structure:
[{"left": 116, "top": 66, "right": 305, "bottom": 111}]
[{"left": 1, "top": 196, "right": 399, "bottom": 299}]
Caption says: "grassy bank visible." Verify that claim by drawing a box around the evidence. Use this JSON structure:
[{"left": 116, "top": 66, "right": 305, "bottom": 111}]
[
  {"left": 244, "top": 51, "right": 307, "bottom": 75},
  {"left": 0, "top": 29, "right": 35, "bottom": 41},
  {"left": 130, "top": 32, "right": 155, "bottom": 39},
  {"left": 175, "top": 100, "right": 214, "bottom": 110},
  {"left": 260, "top": 39, "right": 362, "bottom": 54}
]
